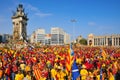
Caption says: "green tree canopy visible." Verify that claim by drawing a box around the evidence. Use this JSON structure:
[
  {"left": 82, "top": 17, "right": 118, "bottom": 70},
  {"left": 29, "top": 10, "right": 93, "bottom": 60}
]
[{"left": 79, "top": 38, "right": 87, "bottom": 45}]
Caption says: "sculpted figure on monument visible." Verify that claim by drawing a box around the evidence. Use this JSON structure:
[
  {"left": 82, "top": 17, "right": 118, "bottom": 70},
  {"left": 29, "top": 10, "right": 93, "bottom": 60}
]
[{"left": 14, "top": 26, "right": 19, "bottom": 39}]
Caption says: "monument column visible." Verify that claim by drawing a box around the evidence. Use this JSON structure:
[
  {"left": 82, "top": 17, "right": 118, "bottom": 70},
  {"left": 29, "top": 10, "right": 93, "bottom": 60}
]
[
  {"left": 117, "top": 37, "right": 119, "bottom": 46},
  {"left": 118, "top": 36, "right": 120, "bottom": 46},
  {"left": 19, "top": 21, "right": 22, "bottom": 39},
  {"left": 106, "top": 37, "right": 108, "bottom": 46},
  {"left": 115, "top": 38, "right": 116, "bottom": 46},
  {"left": 112, "top": 36, "right": 114, "bottom": 46},
  {"left": 12, "top": 4, "right": 28, "bottom": 41}
]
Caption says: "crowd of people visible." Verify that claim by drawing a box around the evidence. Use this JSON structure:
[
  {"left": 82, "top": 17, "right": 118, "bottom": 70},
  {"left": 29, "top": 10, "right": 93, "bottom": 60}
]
[{"left": 0, "top": 43, "right": 120, "bottom": 80}]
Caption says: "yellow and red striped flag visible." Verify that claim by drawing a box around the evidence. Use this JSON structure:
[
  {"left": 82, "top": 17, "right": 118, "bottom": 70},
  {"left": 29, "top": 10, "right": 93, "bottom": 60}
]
[
  {"left": 101, "top": 48, "right": 107, "bottom": 60},
  {"left": 66, "top": 44, "right": 74, "bottom": 72},
  {"left": 33, "top": 65, "right": 41, "bottom": 80}
]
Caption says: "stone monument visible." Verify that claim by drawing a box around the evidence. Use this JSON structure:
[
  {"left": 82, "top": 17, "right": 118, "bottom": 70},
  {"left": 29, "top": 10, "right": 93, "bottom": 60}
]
[{"left": 12, "top": 4, "right": 28, "bottom": 42}]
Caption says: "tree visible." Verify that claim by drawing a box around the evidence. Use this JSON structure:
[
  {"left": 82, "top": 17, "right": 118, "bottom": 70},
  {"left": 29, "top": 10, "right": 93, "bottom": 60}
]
[{"left": 79, "top": 38, "right": 87, "bottom": 45}]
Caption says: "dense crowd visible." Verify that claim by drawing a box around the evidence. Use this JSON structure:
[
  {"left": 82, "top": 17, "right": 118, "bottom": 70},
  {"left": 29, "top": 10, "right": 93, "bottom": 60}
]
[{"left": 0, "top": 43, "right": 120, "bottom": 80}]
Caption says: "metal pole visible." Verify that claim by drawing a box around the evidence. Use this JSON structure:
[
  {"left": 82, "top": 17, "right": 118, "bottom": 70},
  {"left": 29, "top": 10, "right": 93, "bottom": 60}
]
[{"left": 71, "top": 19, "right": 76, "bottom": 43}]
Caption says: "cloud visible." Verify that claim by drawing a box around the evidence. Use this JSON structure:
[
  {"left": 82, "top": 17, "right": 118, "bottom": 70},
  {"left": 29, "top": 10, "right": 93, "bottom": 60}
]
[
  {"left": 88, "top": 22, "right": 96, "bottom": 26},
  {"left": 26, "top": 4, "right": 52, "bottom": 17},
  {"left": 35, "top": 13, "right": 52, "bottom": 17},
  {"left": 26, "top": 4, "right": 39, "bottom": 12}
]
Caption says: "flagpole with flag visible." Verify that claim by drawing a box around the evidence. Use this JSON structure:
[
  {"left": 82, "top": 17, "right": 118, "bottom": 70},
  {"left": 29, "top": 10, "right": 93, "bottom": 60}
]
[
  {"left": 66, "top": 19, "right": 80, "bottom": 80},
  {"left": 66, "top": 43, "right": 80, "bottom": 80},
  {"left": 66, "top": 19, "right": 77, "bottom": 72},
  {"left": 66, "top": 44, "right": 74, "bottom": 79}
]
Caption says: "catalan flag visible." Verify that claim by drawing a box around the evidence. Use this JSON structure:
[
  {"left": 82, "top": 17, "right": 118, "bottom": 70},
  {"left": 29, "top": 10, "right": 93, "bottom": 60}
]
[
  {"left": 101, "top": 48, "right": 107, "bottom": 60},
  {"left": 33, "top": 65, "right": 41, "bottom": 80},
  {"left": 66, "top": 44, "right": 74, "bottom": 73}
]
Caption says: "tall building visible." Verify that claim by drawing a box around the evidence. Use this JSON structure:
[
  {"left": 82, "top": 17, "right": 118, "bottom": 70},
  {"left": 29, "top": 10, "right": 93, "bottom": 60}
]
[
  {"left": 30, "top": 28, "right": 45, "bottom": 44},
  {"left": 64, "top": 32, "right": 70, "bottom": 44},
  {"left": 0, "top": 34, "right": 2, "bottom": 43},
  {"left": 0, "top": 34, "right": 12, "bottom": 43},
  {"left": 88, "top": 33, "right": 120, "bottom": 47},
  {"left": 12, "top": 4, "right": 28, "bottom": 41},
  {"left": 51, "top": 27, "right": 64, "bottom": 45},
  {"left": 30, "top": 31, "right": 36, "bottom": 43},
  {"left": 45, "top": 34, "right": 51, "bottom": 45}
]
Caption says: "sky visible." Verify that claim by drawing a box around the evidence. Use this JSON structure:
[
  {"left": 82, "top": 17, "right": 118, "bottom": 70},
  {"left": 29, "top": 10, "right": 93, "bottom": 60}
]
[{"left": 0, "top": 0, "right": 120, "bottom": 39}]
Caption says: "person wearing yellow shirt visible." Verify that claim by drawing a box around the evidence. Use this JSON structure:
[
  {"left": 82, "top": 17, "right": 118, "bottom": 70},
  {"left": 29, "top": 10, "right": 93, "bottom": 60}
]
[
  {"left": 25, "top": 65, "right": 31, "bottom": 72},
  {"left": 96, "top": 75, "right": 100, "bottom": 80},
  {"left": 55, "top": 66, "right": 67, "bottom": 80},
  {"left": 25, "top": 71, "right": 32, "bottom": 80},
  {"left": 76, "top": 58, "right": 82, "bottom": 65},
  {"left": 108, "top": 69, "right": 114, "bottom": 80},
  {"left": 96, "top": 70, "right": 100, "bottom": 80},
  {"left": 55, "top": 66, "right": 66, "bottom": 80},
  {"left": 15, "top": 70, "right": 24, "bottom": 80},
  {"left": 80, "top": 65, "right": 88, "bottom": 80},
  {"left": 20, "top": 63, "right": 26, "bottom": 71},
  {"left": 87, "top": 71, "right": 94, "bottom": 80},
  {"left": 51, "top": 67, "right": 57, "bottom": 80}
]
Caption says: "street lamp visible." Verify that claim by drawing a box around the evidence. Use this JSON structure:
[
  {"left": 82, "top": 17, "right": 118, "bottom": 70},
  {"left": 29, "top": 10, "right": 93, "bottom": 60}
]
[{"left": 71, "top": 19, "right": 77, "bottom": 43}]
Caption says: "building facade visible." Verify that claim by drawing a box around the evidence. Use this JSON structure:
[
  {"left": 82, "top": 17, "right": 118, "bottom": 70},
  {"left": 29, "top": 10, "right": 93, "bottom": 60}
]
[
  {"left": 30, "top": 28, "right": 45, "bottom": 44},
  {"left": 45, "top": 34, "right": 51, "bottom": 45},
  {"left": 30, "top": 31, "right": 36, "bottom": 43},
  {"left": 88, "top": 34, "right": 120, "bottom": 47},
  {"left": 0, "top": 34, "right": 12, "bottom": 43},
  {"left": 64, "top": 32, "right": 70, "bottom": 44},
  {"left": 30, "top": 27, "right": 70, "bottom": 45},
  {"left": 51, "top": 27, "right": 64, "bottom": 45},
  {"left": 12, "top": 4, "right": 28, "bottom": 41},
  {"left": 0, "top": 34, "right": 2, "bottom": 43}
]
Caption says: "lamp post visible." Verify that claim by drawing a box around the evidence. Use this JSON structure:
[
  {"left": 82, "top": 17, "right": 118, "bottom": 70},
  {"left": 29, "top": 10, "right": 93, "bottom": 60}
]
[{"left": 71, "top": 19, "right": 77, "bottom": 44}]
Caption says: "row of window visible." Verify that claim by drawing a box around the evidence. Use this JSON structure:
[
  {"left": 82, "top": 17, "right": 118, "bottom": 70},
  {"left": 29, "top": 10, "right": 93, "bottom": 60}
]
[{"left": 93, "top": 37, "right": 120, "bottom": 46}]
